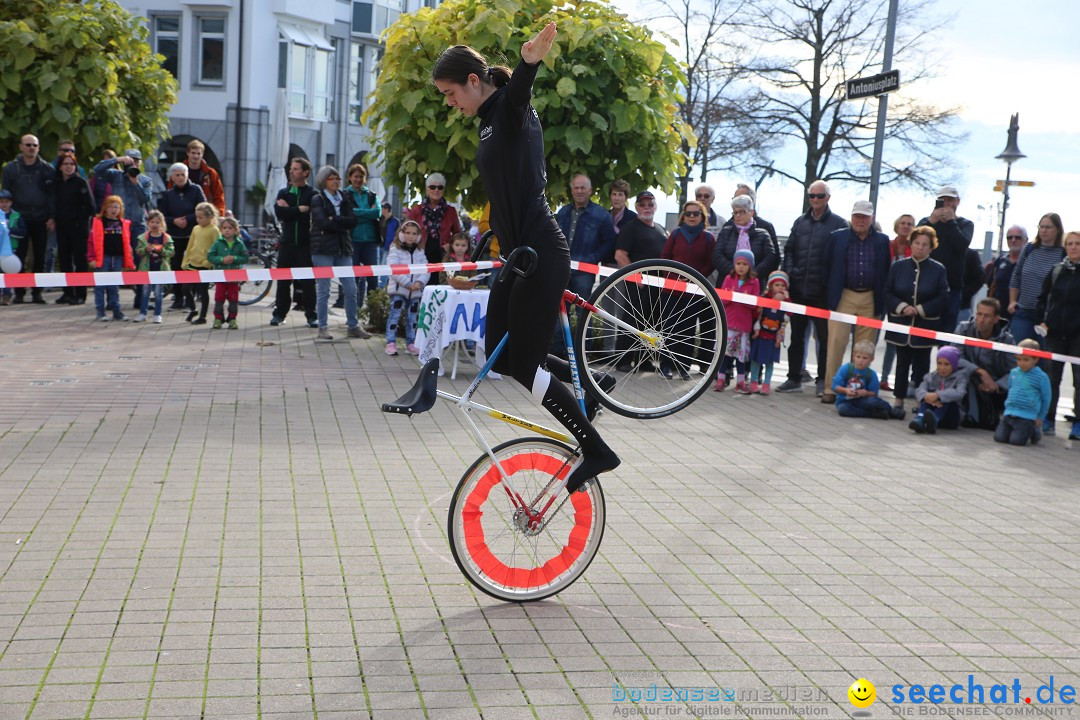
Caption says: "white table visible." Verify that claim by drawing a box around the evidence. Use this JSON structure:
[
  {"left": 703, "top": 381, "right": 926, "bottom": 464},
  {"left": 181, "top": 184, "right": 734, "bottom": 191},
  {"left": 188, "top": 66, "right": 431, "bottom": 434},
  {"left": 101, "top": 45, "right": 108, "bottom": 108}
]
[{"left": 415, "top": 286, "right": 499, "bottom": 379}]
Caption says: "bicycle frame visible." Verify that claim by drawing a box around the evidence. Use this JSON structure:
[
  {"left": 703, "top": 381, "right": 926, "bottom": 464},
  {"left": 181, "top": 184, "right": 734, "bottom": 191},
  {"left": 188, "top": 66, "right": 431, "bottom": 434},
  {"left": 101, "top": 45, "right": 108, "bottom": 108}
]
[{"left": 433, "top": 288, "right": 657, "bottom": 529}]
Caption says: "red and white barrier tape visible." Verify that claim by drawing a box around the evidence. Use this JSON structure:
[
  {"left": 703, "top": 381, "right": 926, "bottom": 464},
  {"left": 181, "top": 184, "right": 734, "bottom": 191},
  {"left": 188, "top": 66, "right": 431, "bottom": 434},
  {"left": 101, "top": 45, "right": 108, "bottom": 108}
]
[{"left": 3, "top": 258, "right": 1077, "bottom": 365}]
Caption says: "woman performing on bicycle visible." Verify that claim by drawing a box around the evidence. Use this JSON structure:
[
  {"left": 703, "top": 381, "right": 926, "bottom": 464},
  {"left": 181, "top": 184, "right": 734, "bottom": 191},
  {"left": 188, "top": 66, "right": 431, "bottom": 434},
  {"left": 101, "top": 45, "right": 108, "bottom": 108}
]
[{"left": 433, "top": 22, "right": 619, "bottom": 494}]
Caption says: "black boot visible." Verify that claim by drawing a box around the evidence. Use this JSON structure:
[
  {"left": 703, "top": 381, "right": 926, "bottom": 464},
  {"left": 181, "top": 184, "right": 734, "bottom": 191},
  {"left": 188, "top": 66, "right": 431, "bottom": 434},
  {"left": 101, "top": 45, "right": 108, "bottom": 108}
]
[{"left": 539, "top": 380, "right": 620, "bottom": 494}]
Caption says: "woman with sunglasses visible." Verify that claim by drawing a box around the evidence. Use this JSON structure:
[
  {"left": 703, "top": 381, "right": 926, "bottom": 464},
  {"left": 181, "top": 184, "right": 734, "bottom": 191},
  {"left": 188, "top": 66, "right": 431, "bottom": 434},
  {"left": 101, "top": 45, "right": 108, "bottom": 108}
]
[
  {"left": 403, "top": 172, "right": 462, "bottom": 270},
  {"left": 660, "top": 200, "right": 717, "bottom": 379},
  {"left": 431, "top": 22, "right": 619, "bottom": 494}
]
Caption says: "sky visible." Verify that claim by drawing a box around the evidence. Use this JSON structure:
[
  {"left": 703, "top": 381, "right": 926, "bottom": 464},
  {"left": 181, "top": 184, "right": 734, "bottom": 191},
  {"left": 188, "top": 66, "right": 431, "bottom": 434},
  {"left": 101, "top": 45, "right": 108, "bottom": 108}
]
[{"left": 606, "top": 0, "right": 1080, "bottom": 256}]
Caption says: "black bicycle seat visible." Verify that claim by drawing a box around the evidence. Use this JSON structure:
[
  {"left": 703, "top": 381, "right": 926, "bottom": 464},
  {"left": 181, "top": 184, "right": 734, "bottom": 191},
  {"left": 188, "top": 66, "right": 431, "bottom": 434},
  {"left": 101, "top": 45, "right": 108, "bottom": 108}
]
[{"left": 381, "top": 359, "right": 441, "bottom": 416}]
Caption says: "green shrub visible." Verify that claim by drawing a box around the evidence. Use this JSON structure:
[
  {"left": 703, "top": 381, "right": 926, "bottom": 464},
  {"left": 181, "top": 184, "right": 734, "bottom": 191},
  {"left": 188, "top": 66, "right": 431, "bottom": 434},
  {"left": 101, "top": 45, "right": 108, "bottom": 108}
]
[{"left": 363, "top": 287, "right": 390, "bottom": 332}]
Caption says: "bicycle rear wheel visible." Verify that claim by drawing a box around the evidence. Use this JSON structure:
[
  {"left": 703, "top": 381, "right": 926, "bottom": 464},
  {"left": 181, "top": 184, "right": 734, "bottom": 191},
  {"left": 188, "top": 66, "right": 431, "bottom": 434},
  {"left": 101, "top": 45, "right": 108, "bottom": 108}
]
[
  {"left": 448, "top": 437, "right": 606, "bottom": 602},
  {"left": 576, "top": 259, "right": 726, "bottom": 419},
  {"left": 238, "top": 256, "right": 274, "bottom": 306}
]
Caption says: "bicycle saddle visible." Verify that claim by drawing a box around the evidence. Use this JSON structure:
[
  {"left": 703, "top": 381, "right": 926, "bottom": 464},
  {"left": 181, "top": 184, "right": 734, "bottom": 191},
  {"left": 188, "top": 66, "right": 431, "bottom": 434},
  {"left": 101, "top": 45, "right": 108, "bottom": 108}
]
[{"left": 381, "top": 359, "right": 440, "bottom": 416}]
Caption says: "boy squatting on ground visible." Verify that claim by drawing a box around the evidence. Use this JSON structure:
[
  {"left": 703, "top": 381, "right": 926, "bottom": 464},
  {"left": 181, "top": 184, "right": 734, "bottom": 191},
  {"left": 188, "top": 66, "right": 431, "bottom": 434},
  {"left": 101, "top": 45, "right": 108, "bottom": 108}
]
[
  {"left": 832, "top": 341, "right": 907, "bottom": 420},
  {"left": 994, "top": 338, "right": 1052, "bottom": 446}
]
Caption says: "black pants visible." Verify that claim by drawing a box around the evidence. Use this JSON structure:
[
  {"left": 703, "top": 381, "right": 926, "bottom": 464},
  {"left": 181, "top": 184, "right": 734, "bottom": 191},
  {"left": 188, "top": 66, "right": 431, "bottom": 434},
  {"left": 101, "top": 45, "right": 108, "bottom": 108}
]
[
  {"left": 187, "top": 281, "right": 209, "bottom": 320},
  {"left": 893, "top": 344, "right": 931, "bottom": 402},
  {"left": 13, "top": 217, "right": 48, "bottom": 297},
  {"left": 785, "top": 293, "right": 829, "bottom": 381},
  {"left": 1047, "top": 334, "right": 1080, "bottom": 423},
  {"left": 55, "top": 218, "right": 89, "bottom": 301},
  {"left": 169, "top": 236, "right": 191, "bottom": 307},
  {"left": 275, "top": 243, "right": 316, "bottom": 322}
]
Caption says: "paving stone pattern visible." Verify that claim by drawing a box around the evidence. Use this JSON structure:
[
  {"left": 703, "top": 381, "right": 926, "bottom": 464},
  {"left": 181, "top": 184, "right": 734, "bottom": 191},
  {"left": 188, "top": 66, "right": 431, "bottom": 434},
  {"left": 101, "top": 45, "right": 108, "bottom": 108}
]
[{"left": 0, "top": 300, "right": 1077, "bottom": 719}]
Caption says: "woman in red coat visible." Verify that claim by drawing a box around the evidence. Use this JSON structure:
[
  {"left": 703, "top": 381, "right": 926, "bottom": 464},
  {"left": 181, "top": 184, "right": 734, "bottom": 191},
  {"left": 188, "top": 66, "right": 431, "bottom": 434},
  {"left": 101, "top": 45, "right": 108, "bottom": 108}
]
[{"left": 404, "top": 172, "right": 461, "bottom": 271}]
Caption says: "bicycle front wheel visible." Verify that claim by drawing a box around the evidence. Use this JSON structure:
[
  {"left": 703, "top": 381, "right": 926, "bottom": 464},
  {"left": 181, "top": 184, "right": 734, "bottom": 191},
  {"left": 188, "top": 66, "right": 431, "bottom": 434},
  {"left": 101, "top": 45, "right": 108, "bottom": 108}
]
[
  {"left": 448, "top": 438, "right": 606, "bottom": 602},
  {"left": 238, "top": 256, "right": 274, "bottom": 306},
  {"left": 576, "top": 259, "right": 727, "bottom": 419}
]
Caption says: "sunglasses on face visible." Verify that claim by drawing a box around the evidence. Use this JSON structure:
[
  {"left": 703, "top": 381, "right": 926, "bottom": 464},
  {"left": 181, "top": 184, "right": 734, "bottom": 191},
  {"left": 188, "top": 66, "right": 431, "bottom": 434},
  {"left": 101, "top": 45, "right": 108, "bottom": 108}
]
[
  {"left": 1006, "top": 235, "right": 1024, "bottom": 240},
  {"left": 807, "top": 193, "right": 827, "bottom": 199},
  {"left": 695, "top": 193, "right": 712, "bottom": 199},
  {"left": 428, "top": 185, "right": 444, "bottom": 191},
  {"left": 683, "top": 210, "right": 702, "bottom": 217},
  {"left": 22, "top": 142, "right": 38, "bottom": 148}
]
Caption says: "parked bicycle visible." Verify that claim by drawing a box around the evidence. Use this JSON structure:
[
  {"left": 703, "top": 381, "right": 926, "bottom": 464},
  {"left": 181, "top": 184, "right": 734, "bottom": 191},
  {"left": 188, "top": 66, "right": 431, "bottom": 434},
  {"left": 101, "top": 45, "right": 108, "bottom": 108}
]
[
  {"left": 238, "top": 222, "right": 279, "bottom": 306},
  {"left": 382, "top": 232, "right": 726, "bottom": 601}
]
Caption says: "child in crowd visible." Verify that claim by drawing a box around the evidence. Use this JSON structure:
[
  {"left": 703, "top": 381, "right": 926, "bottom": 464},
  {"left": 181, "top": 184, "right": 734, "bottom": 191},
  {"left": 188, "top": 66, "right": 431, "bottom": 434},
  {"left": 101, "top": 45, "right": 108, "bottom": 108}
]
[
  {"left": 440, "top": 231, "right": 476, "bottom": 286},
  {"left": 994, "top": 339, "right": 1051, "bottom": 446},
  {"left": 180, "top": 202, "right": 219, "bottom": 325},
  {"left": 749, "top": 270, "right": 788, "bottom": 394},
  {"left": 385, "top": 220, "right": 429, "bottom": 356},
  {"left": 135, "top": 210, "right": 174, "bottom": 323},
  {"left": 908, "top": 346, "right": 974, "bottom": 434},
  {"left": 716, "top": 248, "right": 759, "bottom": 393},
  {"left": 88, "top": 195, "right": 135, "bottom": 322},
  {"left": 832, "top": 341, "right": 904, "bottom": 420},
  {"left": 207, "top": 216, "right": 249, "bottom": 329},
  {"left": 0, "top": 189, "right": 22, "bottom": 305}
]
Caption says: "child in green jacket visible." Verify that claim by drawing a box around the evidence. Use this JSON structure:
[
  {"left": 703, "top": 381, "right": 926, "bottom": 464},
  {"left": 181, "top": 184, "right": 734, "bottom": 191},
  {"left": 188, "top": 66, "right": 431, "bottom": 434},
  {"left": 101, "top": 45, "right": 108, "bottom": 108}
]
[{"left": 206, "top": 217, "right": 249, "bottom": 329}]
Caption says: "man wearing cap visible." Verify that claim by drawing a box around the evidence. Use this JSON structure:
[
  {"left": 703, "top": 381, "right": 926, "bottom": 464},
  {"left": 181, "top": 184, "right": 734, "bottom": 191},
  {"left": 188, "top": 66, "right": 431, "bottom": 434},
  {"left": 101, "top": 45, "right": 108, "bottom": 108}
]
[
  {"left": 95, "top": 149, "right": 154, "bottom": 306},
  {"left": 610, "top": 191, "right": 667, "bottom": 372},
  {"left": 778, "top": 180, "right": 848, "bottom": 394},
  {"left": 820, "top": 200, "right": 891, "bottom": 404},
  {"left": 919, "top": 185, "right": 974, "bottom": 334},
  {"left": 1, "top": 134, "right": 56, "bottom": 303}
]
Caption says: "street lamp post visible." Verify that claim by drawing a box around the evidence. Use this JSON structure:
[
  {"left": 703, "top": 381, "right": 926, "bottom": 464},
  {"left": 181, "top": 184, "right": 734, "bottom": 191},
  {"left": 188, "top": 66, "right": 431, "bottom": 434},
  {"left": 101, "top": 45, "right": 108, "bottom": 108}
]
[{"left": 995, "top": 113, "right": 1025, "bottom": 250}]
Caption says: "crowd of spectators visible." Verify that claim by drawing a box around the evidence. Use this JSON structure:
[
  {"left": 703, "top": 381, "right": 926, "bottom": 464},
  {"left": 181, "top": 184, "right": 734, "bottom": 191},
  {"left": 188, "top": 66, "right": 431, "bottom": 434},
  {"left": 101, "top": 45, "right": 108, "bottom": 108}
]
[{"left": 1, "top": 133, "right": 1078, "bottom": 440}]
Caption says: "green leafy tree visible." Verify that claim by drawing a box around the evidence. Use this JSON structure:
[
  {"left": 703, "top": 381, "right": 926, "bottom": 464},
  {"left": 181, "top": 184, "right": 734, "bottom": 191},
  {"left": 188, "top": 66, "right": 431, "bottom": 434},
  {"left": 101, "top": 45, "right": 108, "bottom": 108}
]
[
  {"left": 0, "top": 0, "right": 178, "bottom": 162},
  {"left": 364, "top": 0, "right": 692, "bottom": 209}
]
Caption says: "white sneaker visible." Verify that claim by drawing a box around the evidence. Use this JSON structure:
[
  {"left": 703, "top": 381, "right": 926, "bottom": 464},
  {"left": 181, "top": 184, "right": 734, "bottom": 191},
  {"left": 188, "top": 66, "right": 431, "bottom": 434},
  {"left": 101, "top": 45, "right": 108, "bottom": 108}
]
[
  {"left": 153, "top": 315, "right": 163, "bottom": 323},
  {"left": 133, "top": 314, "right": 147, "bottom": 323}
]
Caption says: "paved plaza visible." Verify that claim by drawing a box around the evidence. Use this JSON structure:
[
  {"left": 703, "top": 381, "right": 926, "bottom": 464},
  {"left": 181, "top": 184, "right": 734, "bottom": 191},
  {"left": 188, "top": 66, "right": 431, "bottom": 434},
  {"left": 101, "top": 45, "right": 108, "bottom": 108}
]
[{"left": 1, "top": 295, "right": 1078, "bottom": 720}]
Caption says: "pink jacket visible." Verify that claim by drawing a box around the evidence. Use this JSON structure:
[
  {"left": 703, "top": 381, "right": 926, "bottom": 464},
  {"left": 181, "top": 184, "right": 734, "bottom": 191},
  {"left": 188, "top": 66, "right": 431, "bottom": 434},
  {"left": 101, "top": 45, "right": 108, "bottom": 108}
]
[{"left": 720, "top": 274, "right": 759, "bottom": 333}]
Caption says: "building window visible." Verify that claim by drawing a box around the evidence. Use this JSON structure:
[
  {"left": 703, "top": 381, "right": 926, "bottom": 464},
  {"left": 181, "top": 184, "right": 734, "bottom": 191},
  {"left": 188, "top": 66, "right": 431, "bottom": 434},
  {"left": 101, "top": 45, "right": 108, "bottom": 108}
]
[
  {"left": 348, "top": 42, "right": 364, "bottom": 124},
  {"left": 197, "top": 17, "right": 225, "bottom": 86},
  {"left": 280, "top": 25, "right": 335, "bottom": 120},
  {"left": 312, "top": 48, "right": 333, "bottom": 119},
  {"left": 352, "top": 2, "right": 373, "bottom": 34},
  {"left": 151, "top": 15, "right": 180, "bottom": 79},
  {"left": 353, "top": 0, "right": 400, "bottom": 36}
]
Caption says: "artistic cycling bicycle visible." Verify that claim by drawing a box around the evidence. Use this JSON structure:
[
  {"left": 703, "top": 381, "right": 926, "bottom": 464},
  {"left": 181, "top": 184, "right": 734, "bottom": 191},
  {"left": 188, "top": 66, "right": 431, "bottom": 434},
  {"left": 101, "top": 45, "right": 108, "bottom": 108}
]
[{"left": 382, "top": 232, "right": 726, "bottom": 601}]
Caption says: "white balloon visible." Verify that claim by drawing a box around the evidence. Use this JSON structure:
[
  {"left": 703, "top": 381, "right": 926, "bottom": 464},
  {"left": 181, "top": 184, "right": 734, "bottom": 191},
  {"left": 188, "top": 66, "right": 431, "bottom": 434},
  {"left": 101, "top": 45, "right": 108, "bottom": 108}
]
[{"left": 0, "top": 254, "right": 21, "bottom": 274}]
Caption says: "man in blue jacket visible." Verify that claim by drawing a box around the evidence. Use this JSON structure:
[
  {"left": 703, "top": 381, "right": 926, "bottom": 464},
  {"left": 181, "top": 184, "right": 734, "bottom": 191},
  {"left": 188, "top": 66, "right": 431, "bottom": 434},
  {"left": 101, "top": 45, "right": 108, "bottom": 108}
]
[
  {"left": 820, "top": 200, "right": 892, "bottom": 404},
  {"left": 554, "top": 173, "right": 616, "bottom": 352},
  {"left": 556, "top": 173, "right": 616, "bottom": 300}
]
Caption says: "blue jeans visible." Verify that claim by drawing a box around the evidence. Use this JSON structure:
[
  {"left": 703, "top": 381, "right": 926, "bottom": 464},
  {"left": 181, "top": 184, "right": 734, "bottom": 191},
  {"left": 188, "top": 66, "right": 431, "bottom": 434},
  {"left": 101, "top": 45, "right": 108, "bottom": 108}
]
[
  {"left": 994, "top": 414, "right": 1040, "bottom": 446},
  {"left": 837, "top": 395, "right": 892, "bottom": 418},
  {"left": 915, "top": 401, "right": 961, "bottom": 429},
  {"left": 94, "top": 255, "right": 125, "bottom": 318},
  {"left": 1008, "top": 306, "right": 1041, "bottom": 344},
  {"left": 352, "top": 241, "right": 379, "bottom": 309},
  {"left": 377, "top": 246, "right": 390, "bottom": 289},
  {"left": 312, "top": 254, "right": 358, "bottom": 329},
  {"left": 386, "top": 294, "right": 419, "bottom": 345},
  {"left": 140, "top": 284, "right": 164, "bottom": 316}
]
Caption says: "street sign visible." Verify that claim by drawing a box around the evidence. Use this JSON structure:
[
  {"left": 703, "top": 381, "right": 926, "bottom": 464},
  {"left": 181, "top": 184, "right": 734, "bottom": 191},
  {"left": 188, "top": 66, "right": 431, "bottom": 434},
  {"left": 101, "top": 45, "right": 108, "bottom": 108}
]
[
  {"left": 993, "top": 180, "right": 1035, "bottom": 191},
  {"left": 846, "top": 70, "right": 901, "bottom": 100}
]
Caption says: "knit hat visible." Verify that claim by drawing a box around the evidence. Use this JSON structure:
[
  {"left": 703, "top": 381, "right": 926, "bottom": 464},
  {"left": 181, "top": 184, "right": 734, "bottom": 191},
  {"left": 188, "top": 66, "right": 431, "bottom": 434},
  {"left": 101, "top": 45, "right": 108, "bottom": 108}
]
[
  {"left": 733, "top": 248, "right": 755, "bottom": 267},
  {"left": 766, "top": 270, "right": 789, "bottom": 288},
  {"left": 937, "top": 346, "right": 961, "bottom": 370}
]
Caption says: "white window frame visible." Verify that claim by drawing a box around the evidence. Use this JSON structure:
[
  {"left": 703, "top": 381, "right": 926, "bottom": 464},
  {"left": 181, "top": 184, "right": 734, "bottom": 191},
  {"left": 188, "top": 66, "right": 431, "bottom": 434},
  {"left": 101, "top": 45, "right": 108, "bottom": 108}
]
[
  {"left": 195, "top": 15, "right": 226, "bottom": 87},
  {"left": 151, "top": 14, "right": 181, "bottom": 81},
  {"left": 280, "top": 25, "right": 335, "bottom": 121},
  {"left": 348, "top": 42, "right": 365, "bottom": 124}
]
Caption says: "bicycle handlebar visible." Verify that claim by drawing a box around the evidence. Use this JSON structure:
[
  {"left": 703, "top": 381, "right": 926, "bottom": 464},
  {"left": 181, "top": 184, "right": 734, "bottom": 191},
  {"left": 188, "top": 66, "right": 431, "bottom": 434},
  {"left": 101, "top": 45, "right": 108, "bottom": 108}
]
[{"left": 498, "top": 246, "right": 538, "bottom": 282}]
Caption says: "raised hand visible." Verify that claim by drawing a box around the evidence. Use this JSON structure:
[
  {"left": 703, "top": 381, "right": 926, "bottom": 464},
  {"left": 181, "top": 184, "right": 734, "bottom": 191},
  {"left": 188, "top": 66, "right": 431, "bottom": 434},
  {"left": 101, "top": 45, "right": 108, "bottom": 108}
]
[{"left": 521, "top": 22, "right": 557, "bottom": 65}]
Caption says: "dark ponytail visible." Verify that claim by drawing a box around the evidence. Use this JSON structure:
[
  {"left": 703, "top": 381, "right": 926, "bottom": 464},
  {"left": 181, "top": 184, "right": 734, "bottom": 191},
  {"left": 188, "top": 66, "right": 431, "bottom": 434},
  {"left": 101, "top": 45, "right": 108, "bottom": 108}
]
[{"left": 433, "top": 45, "right": 511, "bottom": 88}]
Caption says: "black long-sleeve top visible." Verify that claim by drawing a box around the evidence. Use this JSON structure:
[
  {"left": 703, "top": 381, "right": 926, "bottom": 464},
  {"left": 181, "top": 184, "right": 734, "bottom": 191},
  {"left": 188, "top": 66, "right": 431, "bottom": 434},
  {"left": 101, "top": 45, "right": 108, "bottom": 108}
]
[
  {"left": 474, "top": 60, "right": 554, "bottom": 253},
  {"left": 54, "top": 173, "right": 96, "bottom": 225}
]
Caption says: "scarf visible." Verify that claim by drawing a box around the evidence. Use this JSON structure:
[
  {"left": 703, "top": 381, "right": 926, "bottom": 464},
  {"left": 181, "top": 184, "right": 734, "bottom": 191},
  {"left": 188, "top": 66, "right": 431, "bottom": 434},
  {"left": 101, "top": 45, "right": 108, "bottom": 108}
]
[
  {"left": 1064, "top": 257, "right": 1078, "bottom": 270},
  {"left": 611, "top": 207, "right": 625, "bottom": 233},
  {"left": 735, "top": 220, "right": 754, "bottom": 252},
  {"left": 323, "top": 189, "right": 342, "bottom": 213},
  {"left": 422, "top": 199, "right": 447, "bottom": 245},
  {"left": 679, "top": 223, "right": 705, "bottom": 244}
]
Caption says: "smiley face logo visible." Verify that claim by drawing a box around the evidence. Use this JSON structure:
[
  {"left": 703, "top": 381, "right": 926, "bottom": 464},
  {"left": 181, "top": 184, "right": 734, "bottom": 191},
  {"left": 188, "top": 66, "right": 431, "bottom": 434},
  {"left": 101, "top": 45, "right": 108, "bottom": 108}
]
[{"left": 848, "top": 678, "right": 876, "bottom": 708}]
